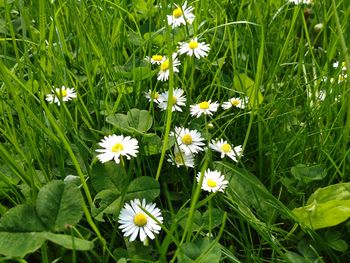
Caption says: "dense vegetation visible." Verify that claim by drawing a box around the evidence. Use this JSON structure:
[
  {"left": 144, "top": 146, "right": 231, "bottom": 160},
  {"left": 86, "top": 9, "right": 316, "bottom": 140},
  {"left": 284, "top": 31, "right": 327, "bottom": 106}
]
[{"left": 0, "top": 0, "right": 350, "bottom": 262}]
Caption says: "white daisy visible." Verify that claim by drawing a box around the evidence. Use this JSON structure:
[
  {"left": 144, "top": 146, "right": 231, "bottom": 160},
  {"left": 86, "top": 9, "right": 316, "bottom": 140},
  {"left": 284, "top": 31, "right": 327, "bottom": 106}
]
[
  {"left": 333, "top": 61, "right": 347, "bottom": 71},
  {"left": 197, "top": 169, "right": 229, "bottom": 193},
  {"left": 288, "top": 0, "right": 312, "bottom": 4},
  {"left": 170, "top": 126, "right": 205, "bottom": 155},
  {"left": 190, "top": 100, "right": 219, "bottom": 118},
  {"left": 45, "top": 86, "right": 77, "bottom": 105},
  {"left": 158, "top": 88, "right": 187, "bottom": 112},
  {"left": 209, "top": 139, "right": 243, "bottom": 162},
  {"left": 178, "top": 37, "right": 210, "bottom": 59},
  {"left": 118, "top": 198, "right": 163, "bottom": 242},
  {"left": 96, "top": 135, "right": 139, "bottom": 164},
  {"left": 167, "top": 1, "right": 195, "bottom": 28},
  {"left": 145, "top": 55, "right": 164, "bottom": 65},
  {"left": 167, "top": 146, "right": 194, "bottom": 168},
  {"left": 157, "top": 53, "right": 181, "bottom": 82},
  {"left": 338, "top": 73, "right": 347, "bottom": 83},
  {"left": 222, "top": 97, "right": 248, "bottom": 110},
  {"left": 145, "top": 89, "right": 162, "bottom": 104}
]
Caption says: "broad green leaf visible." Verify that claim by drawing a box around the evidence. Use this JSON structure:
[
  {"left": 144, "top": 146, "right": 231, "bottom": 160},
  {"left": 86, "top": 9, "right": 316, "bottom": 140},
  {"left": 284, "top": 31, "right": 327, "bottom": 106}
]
[
  {"left": 178, "top": 238, "right": 222, "bottom": 263},
  {"left": 131, "top": 67, "right": 156, "bottom": 81},
  {"left": 144, "top": 32, "right": 164, "bottom": 46},
  {"left": 106, "top": 113, "right": 129, "bottom": 130},
  {"left": 142, "top": 134, "right": 162, "bottom": 155},
  {"left": 127, "top": 108, "right": 153, "bottom": 133},
  {"left": 233, "top": 74, "right": 263, "bottom": 108},
  {"left": 284, "top": 251, "right": 309, "bottom": 263},
  {"left": 324, "top": 231, "right": 348, "bottom": 252},
  {"left": 91, "top": 161, "right": 129, "bottom": 192},
  {"left": 291, "top": 164, "right": 327, "bottom": 184},
  {"left": 125, "top": 176, "right": 160, "bottom": 201},
  {"left": 91, "top": 188, "right": 122, "bottom": 221},
  {"left": 106, "top": 108, "right": 153, "bottom": 134},
  {"left": 178, "top": 209, "right": 203, "bottom": 231},
  {"left": 0, "top": 232, "right": 46, "bottom": 258},
  {"left": 0, "top": 204, "right": 47, "bottom": 232},
  {"left": 44, "top": 232, "right": 94, "bottom": 251},
  {"left": 217, "top": 162, "right": 273, "bottom": 219},
  {"left": 293, "top": 182, "right": 350, "bottom": 229},
  {"left": 202, "top": 208, "right": 224, "bottom": 229},
  {"left": 91, "top": 176, "right": 160, "bottom": 221},
  {"left": 36, "top": 180, "right": 83, "bottom": 232}
]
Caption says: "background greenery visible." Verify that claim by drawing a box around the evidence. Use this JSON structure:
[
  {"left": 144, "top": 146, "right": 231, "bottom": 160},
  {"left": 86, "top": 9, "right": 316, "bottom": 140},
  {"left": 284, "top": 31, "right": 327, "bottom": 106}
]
[{"left": 1, "top": 0, "right": 350, "bottom": 262}]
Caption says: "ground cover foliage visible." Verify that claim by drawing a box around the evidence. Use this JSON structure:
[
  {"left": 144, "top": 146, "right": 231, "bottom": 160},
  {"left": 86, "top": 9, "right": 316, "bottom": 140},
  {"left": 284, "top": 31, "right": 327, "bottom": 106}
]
[{"left": 1, "top": 0, "right": 350, "bottom": 262}]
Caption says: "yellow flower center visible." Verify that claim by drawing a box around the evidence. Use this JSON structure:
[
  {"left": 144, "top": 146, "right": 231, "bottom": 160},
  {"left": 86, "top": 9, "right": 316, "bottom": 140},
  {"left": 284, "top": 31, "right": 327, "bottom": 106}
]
[
  {"left": 189, "top": 41, "right": 199, "bottom": 49},
  {"left": 231, "top": 99, "right": 240, "bottom": 107},
  {"left": 160, "top": 59, "right": 169, "bottom": 71},
  {"left": 133, "top": 213, "right": 148, "bottom": 227},
  {"left": 221, "top": 143, "right": 231, "bottom": 153},
  {"left": 152, "top": 55, "right": 163, "bottom": 62},
  {"left": 171, "top": 96, "right": 177, "bottom": 104},
  {"left": 59, "top": 89, "right": 67, "bottom": 97},
  {"left": 151, "top": 91, "right": 159, "bottom": 100},
  {"left": 111, "top": 143, "right": 124, "bottom": 153},
  {"left": 175, "top": 152, "right": 184, "bottom": 164},
  {"left": 199, "top": 101, "right": 210, "bottom": 110},
  {"left": 339, "top": 74, "right": 347, "bottom": 82},
  {"left": 207, "top": 179, "right": 217, "bottom": 188},
  {"left": 181, "top": 134, "right": 193, "bottom": 145},
  {"left": 173, "top": 8, "right": 183, "bottom": 18}
]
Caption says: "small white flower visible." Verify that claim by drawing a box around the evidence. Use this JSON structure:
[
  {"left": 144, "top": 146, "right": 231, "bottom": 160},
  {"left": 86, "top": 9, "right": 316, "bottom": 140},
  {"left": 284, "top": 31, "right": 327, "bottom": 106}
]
[
  {"left": 118, "top": 198, "right": 163, "bottom": 242},
  {"left": 145, "top": 89, "right": 162, "bottom": 104},
  {"left": 45, "top": 86, "right": 77, "bottom": 105},
  {"left": 167, "top": 1, "right": 195, "bottom": 28},
  {"left": 96, "top": 135, "right": 139, "bottom": 164},
  {"left": 167, "top": 146, "right": 194, "bottom": 168},
  {"left": 190, "top": 100, "right": 219, "bottom": 118},
  {"left": 209, "top": 139, "right": 243, "bottom": 162},
  {"left": 145, "top": 55, "right": 164, "bottom": 65},
  {"left": 338, "top": 73, "right": 347, "bottom": 83},
  {"left": 222, "top": 97, "right": 248, "bottom": 110},
  {"left": 288, "top": 0, "right": 312, "bottom": 4},
  {"left": 178, "top": 37, "right": 210, "bottom": 59},
  {"left": 158, "top": 88, "right": 187, "bottom": 112},
  {"left": 197, "top": 169, "right": 228, "bottom": 193},
  {"left": 171, "top": 126, "right": 205, "bottom": 155},
  {"left": 333, "top": 61, "right": 347, "bottom": 71},
  {"left": 157, "top": 53, "right": 181, "bottom": 82}
]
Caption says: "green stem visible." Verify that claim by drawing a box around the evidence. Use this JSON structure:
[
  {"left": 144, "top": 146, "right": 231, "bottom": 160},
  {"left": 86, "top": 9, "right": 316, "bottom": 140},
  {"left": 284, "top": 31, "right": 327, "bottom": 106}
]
[{"left": 156, "top": 0, "right": 174, "bottom": 181}]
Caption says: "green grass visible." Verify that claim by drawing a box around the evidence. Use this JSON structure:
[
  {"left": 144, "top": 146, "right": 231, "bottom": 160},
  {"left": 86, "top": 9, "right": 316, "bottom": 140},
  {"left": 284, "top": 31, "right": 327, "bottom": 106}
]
[{"left": 1, "top": 0, "right": 350, "bottom": 262}]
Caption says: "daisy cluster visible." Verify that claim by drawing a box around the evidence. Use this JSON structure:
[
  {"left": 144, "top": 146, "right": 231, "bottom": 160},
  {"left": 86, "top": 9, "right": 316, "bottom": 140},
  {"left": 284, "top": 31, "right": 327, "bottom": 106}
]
[{"left": 46, "top": 1, "right": 248, "bottom": 244}]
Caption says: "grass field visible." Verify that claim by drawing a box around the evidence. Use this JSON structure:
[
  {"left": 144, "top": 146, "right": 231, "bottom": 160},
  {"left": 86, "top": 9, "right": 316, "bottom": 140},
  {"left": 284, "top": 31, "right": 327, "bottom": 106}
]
[{"left": 1, "top": 0, "right": 350, "bottom": 262}]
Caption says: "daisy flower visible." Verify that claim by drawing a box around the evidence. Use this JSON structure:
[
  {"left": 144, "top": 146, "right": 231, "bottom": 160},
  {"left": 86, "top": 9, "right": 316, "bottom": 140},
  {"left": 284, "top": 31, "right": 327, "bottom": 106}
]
[
  {"left": 118, "top": 198, "right": 163, "bottom": 242},
  {"left": 178, "top": 37, "right": 210, "bottom": 59},
  {"left": 197, "top": 169, "right": 229, "bottom": 193},
  {"left": 96, "top": 135, "right": 139, "bottom": 164},
  {"left": 145, "top": 89, "right": 162, "bottom": 104},
  {"left": 288, "top": 0, "right": 312, "bottom": 4},
  {"left": 171, "top": 126, "right": 205, "bottom": 155},
  {"left": 190, "top": 100, "right": 219, "bottom": 118},
  {"left": 145, "top": 55, "right": 164, "bottom": 65},
  {"left": 338, "top": 73, "right": 347, "bottom": 83},
  {"left": 222, "top": 97, "right": 248, "bottom": 110},
  {"left": 45, "top": 86, "right": 77, "bottom": 105},
  {"left": 333, "top": 61, "right": 347, "bottom": 71},
  {"left": 158, "top": 88, "right": 187, "bottom": 112},
  {"left": 167, "top": 1, "right": 195, "bottom": 28},
  {"left": 157, "top": 53, "right": 181, "bottom": 82},
  {"left": 209, "top": 139, "right": 243, "bottom": 162},
  {"left": 167, "top": 146, "right": 194, "bottom": 168}
]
